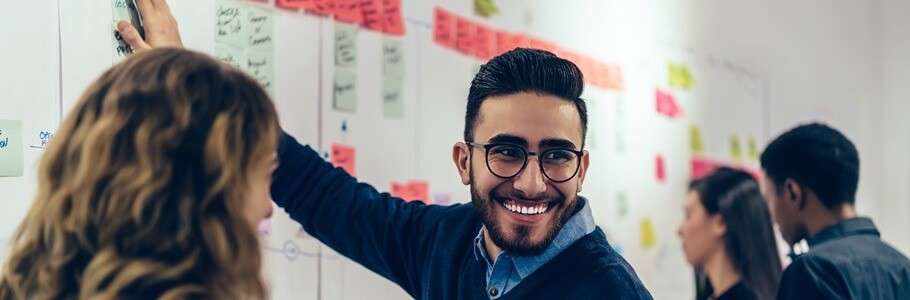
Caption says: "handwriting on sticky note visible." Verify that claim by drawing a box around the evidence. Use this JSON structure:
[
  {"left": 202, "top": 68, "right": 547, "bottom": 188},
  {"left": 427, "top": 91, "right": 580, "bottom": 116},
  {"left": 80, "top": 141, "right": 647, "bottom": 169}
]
[
  {"left": 335, "top": 0, "right": 363, "bottom": 24},
  {"left": 656, "top": 89, "right": 682, "bottom": 118},
  {"left": 215, "top": 0, "right": 248, "bottom": 48},
  {"left": 454, "top": 17, "right": 474, "bottom": 54},
  {"left": 0, "top": 120, "right": 25, "bottom": 177},
  {"left": 246, "top": 51, "right": 275, "bottom": 95},
  {"left": 276, "top": 0, "right": 314, "bottom": 9},
  {"left": 360, "top": 0, "right": 383, "bottom": 30},
  {"left": 214, "top": 46, "right": 246, "bottom": 70},
  {"left": 641, "top": 218, "right": 657, "bottom": 249},
  {"left": 246, "top": 7, "right": 274, "bottom": 50},
  {"left": 433, "top": 7, "right": 454, "bottom": 48},
  {"left": 383, "top": 38, "right": 404, "bottom": 78},
  {"left": 669, "top": 62, "right": 695, "bottom": 89},
  {"left": 333, "top": 70, "right": 357, "bottom": 113},
  {"left": 335, "top": 24, "right": 358, "bottom": 68},
  {"left": 381, "top": 0, "right": 405, "bottom": 35},
  {"left": 473, "top": 24, "right": 492, "bottom": 60},
  {"left": 309, "top": 0, "right": 335, "bottom": 15},
  {"left": 383, "top": 77, "right": 404, "bottom": 119},
  {"left": 112, "top": 0, "right": 143, "bottom": 62},
  {"left": 331, "top": 144, "right": 356, "bottom": 176}
]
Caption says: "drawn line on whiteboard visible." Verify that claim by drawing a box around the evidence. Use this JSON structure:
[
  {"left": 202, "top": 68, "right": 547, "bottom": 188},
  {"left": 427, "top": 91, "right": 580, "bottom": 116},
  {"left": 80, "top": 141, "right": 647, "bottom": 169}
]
[{"left": 262, "top": 240, "right": 342, "bottom": 261}]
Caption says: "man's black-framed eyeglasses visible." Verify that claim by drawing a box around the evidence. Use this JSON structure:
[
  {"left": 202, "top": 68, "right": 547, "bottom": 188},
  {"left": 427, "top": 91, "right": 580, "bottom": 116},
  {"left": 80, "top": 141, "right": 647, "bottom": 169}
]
[{"left": 466, "top": 142, "right": 584, "bottom": 183}]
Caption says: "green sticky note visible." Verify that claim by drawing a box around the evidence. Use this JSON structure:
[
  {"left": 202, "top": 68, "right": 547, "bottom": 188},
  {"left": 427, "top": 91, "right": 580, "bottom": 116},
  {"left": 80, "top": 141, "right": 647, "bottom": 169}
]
[
  {"left": 730, "top": 135, "right": 743, "bottom": 161},
  {"left": 245, "top": 50, "right": 275, "bottom": 96},
  {"left": 616, "top": 192, "right": 628, "bottom": 218},
  {"left": 0, "top": 120, "right": 25, "bottom": 177},
  {"left": 383, "top": 37, "right": 405, "bottom": 78},
  {"left": 474, "top": 0, "right": 500, "bottom": 17},
  {"left": 112, "top": 0, "right": 142, "bottom": 63},
  {"left": 335, "top": 23, "right": 358, "bottom": 68},
  {"left": 246, "top": 6, "right": 274, "bottom": 50},
  {"left": 383, "top": 77, "right": 404, "bottom": 119},
  {"left": 747, "top": 136, "right": 759, "bottom": 162},
  {"left": 214, "top": 45, "right": 247, "bottom": 70},
  {"left": 334, "top": 70, "right": 357, "bottom": 113},
  {"left": 690, "top": 125, "right": 705, "bottom": 154},
  {"left": 215, "top": 0, "right": 248, "bottom": 48},
  {"left": 669, "top": 62, "right": 695, "bottom": 89}
]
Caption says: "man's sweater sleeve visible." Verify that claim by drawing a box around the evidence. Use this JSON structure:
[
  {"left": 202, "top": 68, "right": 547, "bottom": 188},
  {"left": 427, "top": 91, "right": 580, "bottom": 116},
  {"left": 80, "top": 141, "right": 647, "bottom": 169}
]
[{"left": 270, "top": 133, "right": 442, "bottom": 296}]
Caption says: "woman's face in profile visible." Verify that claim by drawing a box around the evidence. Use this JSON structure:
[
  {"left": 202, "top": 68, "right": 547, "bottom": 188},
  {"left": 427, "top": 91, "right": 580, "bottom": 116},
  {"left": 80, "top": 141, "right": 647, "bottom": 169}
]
[
  {"left": 678, "top": 191, "right": 725, "bottom": 267},
  {"left": 248, "top": 153, "right": 278, "bottom": 227}
]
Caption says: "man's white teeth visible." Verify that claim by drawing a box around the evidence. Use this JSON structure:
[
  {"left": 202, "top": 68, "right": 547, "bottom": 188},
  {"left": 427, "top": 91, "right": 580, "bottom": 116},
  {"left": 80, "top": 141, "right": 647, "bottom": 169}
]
[{"left": 503, "top": 202, "right": 549, "bottom": 215}]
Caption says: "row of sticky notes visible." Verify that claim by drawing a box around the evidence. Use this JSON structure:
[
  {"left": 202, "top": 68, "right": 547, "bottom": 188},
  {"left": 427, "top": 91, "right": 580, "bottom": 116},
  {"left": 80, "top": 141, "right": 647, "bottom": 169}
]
[
  {"left": 276, "top": 0, "right": 405, "bottom": 36},
  {"left": 432, "top": 7, "right": 624, "bottom": 91},
  {"left": 391, "top": 180, "right": 430, "bottom": 204}
]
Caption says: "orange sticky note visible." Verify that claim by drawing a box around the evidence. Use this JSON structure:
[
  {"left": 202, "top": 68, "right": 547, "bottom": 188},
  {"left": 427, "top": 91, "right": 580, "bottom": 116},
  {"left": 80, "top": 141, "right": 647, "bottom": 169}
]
[
  {"left": 381, "top": 0, "right": 405, "bottom": 35},
  {"left": 360, "top": 0, "right": 383, "bottom": 31},
  {"left": 604, "top": 64, "right": 625, "bottom": 90},
  {"left": 276, "top": 0, "right": 314, "bottom": 9},
  {"left": 433, "top": 7, "right": 454, "bottom": 48},
  {"left": 562, "top": 51, "right": 581, "bottom": 68},
  {"left": 309, "top": 0, "right": 335, "bottom": 16},
  {"left": 494, "top": 30, "right": 514, "bottom": 55},
  {"left": 473, "top": 24, "right": 493, "bottom": 60},
  {"left": 454, "top": 17, "right": 475, "bottom": 54},
  {"left": 409, "top": 181, "right": 430, "bottom": 204},
  {"left": 656, "top": 89, "right": 682, "bottom": 118},
  {"left": 331, "top": 144, "right": 356, "bottom": 177},
  {"left": 335, "top": 0, "right": 363, "bottom": 24}
]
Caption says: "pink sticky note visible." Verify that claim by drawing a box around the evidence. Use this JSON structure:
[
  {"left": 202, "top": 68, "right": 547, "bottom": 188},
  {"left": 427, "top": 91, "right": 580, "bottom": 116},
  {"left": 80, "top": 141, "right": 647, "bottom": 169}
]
[
  {"left": 276, "top": 0, "right": 314, "bottom": 9},
  {"left": 605, "top": 64, "right": 625, "bottom": 90},
  {"left": 656, "top": 89, "right": 682, "bottom": 118},
  {"left": 381, "top": 0, "right": 405, "bottom": 35},
  {"left": 331, "top": 144, "right": 356, "bottom": 177},
  {"left": 473, "top": 24, "right": 493, "bottom": 60},
  {"left": 433, "top": 7, "right": 454, "bottom": 48},
  {"left": 360, "top": 0, "right": 383, "bottom": 31},
  {"left": 656, "top": 155, "right": 667, "bottom": 182},
  {"left": 494, "top": 30, "right": 514, "bottom": 55},
  {"left": 454, "top": 17, "right": 475, "bottom": 54},
  {"left": 434, "top": 193, "right": 452, "bottom": 205},
  {"left": 258, "top": 218, "right": 272, "bottom": 236},
  {"left": 309, "top": 0, "right": 335, "bottom": 16},
  {"left": 391, "top": 181, "right": 408, "bottom": 198},
  {"left": 335, "top": 0, "right": 363, "bottom": 24},
  {"left": 691, "top": 157, "right": 720, "bottom": 179},
  {"left": 409, "top": 181, "right": 430, "bottom": 204}
]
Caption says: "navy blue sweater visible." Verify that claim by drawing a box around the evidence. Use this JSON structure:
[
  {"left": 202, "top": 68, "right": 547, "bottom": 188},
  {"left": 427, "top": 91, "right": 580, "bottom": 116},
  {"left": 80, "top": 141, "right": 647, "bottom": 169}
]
[{"left": 271, "top": 134, "right": 653, "bottom": 299}]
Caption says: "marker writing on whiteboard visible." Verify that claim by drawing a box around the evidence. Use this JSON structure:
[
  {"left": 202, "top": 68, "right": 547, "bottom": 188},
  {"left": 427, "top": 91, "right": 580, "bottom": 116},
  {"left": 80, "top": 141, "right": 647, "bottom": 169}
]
[{"left": 29, "top": 131, "right": 54, "bottom": 149}]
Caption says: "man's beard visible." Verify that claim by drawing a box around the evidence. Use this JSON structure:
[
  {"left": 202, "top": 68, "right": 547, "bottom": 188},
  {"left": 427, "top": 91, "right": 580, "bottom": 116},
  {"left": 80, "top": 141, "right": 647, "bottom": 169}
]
[{"left": 470, "top": 173, "right": 578, "bottom": 256}]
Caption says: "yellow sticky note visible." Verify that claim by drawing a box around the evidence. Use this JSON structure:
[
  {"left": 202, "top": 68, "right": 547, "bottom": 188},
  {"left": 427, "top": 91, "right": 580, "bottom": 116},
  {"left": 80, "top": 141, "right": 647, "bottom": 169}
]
[
  {"left": 730, "top": 135, "right": 743, "bottom": 161},
  {"left": 747, "top": 136, "right": 759, "bottom": 162},
  {"left": 669, "top": 62, "right": 695, "bottom": 89},
  {"left": 641, "top": 218, "right": 657, "bottom": 249},
  {"left": 690, "top": 125, "right": 705, "bottom": 155}
]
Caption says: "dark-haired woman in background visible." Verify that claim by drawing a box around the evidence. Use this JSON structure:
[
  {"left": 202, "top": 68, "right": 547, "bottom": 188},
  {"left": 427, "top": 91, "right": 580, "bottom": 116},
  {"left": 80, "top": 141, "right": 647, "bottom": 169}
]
[{"left": 678, "top": 167, "right": 782, "bottom": 300}]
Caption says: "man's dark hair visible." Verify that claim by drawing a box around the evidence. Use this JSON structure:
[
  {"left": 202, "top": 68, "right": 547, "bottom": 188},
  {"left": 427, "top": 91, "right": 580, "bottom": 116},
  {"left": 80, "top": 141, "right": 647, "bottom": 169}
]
[
  {"left": 465, "top": 48, "right": 587, "bottom": 146},
  {"left": 760, "top": 123, "right": 860, "bottom": 208}
]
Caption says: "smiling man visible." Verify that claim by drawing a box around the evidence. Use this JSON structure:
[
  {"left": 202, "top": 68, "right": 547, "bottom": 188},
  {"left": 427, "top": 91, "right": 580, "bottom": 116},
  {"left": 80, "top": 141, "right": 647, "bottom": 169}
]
[{"left": 270, "top": 48, "right": 650, "bottom": 299}]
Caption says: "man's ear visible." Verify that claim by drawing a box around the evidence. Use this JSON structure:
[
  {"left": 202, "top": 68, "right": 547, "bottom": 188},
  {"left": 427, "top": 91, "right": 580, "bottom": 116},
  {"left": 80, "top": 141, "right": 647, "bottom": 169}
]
[
  {"left": 784, "top": 178, "right": 805, "bottom": 210},
  {"left": 453, "top": 142, "right": 472, "bottom": 185}
]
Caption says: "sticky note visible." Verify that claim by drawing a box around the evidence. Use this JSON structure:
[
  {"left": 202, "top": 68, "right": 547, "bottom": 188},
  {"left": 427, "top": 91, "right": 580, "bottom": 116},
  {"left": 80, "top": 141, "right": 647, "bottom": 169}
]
[
  {"left": 382, "top": 37, "right": 405, "bottom": 78},
  {"left": 690, "top": 125, "right": 705, "bottom": 154},
  {"left": 258, "top": 218, "right": 272, "bottom": 235},
  {"left": 330, "top": 144, "right": 356, "bottom": 176},
  {"left": 214, "top": 45, "right": 247, "bottom": 70},
  {"left": 215, "top": 0, "right": 248, "bottom": 48},
  {"left": 656, "top": 89, "right": 682, "bottom": 118},
  {"left": 669, "top": 62, "right": 696, "bottom": 89},
  {"left": 494, "top": 30, "right": 514, "bottom": 55},
  {"left": 747, "top": 136, "right": 759, "bottom": 162},
  {"left": 112, "top": 0, "right": 142, "bottom": 62},
  {"left": 454, "top": 17, "right": 475, "bottom": 54},
  {"left": 383, "top": 77, "right": 404, "bottom": 119},
  {"left": 473, "top": 24, "right": 493, "bottom": 60},
  {"left": 0, "top": 120, "right": 24, "bottom": 177},
  {"left": 391, "top": 181, "right": 430, "bottom": 203},
  {"left": 616, "top": 192, "right": 628, "bottom": 218},
  {"left": 656, "top": 155, "right": 666, "bottom": 183},
  {"left": 246, "top": 7, "right": 274, "bottom": 50},
  {"left": 730, "top": 135, "right": 743, "bottom": 161},
  {"left": 112, "top": 27, "right": 133, "bottom": 63},
  {"left": 335, "top": 0, "right": 363, "bottom": 24},
  {"left": 433, "top": 7, "right": 455, "bottom": 48},
  {"left": 333, "top": 70, "right": 357, "bottom": 113},
  {"left": 359, "top": 0, "right": 383, "bottom": 31},
  {"left": 473, "top": 0, "right": 500, "bottom": 17},
  {"left": 691, "top": 157, "right": 720, "bottom": 179},
  {"left": 309, "top": 0, "right": 335, "bottom": 15},
  {"left": 245, "top": 51, "right": 275, "bottom": 95},
  {"left": 335, "top": 23, "right": 358, "bottom": 68},
  {"left": 276, "top": 0, "right": 315, "bottom": 9},
  {"left": 641, "top": 218, "right": 657, "bottom": 249},
  {"left": 434, "top": 193, "right": 452, "bottom": 205},
  {"left": 381, "top": 0, "right": 405, "bottom": 35}
]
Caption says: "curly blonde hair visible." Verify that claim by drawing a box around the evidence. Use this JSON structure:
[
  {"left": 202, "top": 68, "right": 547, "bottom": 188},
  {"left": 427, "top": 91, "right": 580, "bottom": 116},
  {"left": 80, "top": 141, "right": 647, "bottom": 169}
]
[{"left": 0, "top": 48, "right": 279, "bottom": 299}]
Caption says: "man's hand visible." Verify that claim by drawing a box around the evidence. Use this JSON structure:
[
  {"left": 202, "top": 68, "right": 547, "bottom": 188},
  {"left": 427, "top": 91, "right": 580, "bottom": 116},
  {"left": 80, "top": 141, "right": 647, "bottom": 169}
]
[{"left": 117, "top": 0, "right": 183, "bottom": 51}]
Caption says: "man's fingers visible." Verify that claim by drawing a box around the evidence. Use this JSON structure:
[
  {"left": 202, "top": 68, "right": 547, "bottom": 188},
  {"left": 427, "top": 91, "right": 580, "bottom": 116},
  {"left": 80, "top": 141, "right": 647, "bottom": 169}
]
[
  {"left": 117, "top": 20, "right": 152, "bottom": 51},
  {"left": 133, "top": 0, "right": 155, "bottom": 16},
  {"left": 150, "top": 0, "right": 172, "bottom": 14}
]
